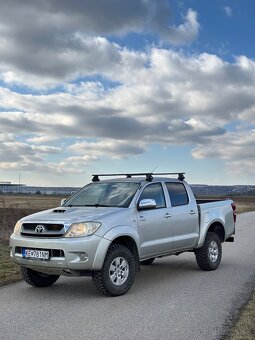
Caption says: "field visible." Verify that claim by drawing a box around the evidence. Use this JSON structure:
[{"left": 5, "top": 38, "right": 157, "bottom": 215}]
[
  {"left": 0, "top": 194, "right": 67, "bottom": 285},
  {"left": 224, "top": 196, "right": 255, "bottom": 214},
  {"left": 0, "top": 193, "right": 254, "bottom": 337},
  {"left": 196, "top": 195, "right": 255, "bottom": 214},
  {"left": 0, "top": 194, "right": 67, "bottom": 240}
]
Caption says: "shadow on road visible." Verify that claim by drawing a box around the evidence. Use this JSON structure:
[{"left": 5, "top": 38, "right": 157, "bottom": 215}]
[{"left": 7, "top": 254, "right": 204, "bottom": 300}]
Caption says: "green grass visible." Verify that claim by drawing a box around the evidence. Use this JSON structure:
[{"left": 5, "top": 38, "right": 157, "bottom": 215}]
[{"left": 0, "top": 240, "right": 21, "bottom": 286}]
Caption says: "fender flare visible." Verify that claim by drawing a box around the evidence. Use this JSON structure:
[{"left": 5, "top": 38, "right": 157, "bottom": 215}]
[
  {"left": 92, "top": 226, "right": 140, "bottom": 270},
  {"left": 197, "top": 218, "right": 225, "bottom": 248}
]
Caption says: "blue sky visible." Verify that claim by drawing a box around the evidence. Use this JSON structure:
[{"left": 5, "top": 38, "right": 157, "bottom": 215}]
[{"left": 0, "top": 0, "right": 255, "bottom": 186}]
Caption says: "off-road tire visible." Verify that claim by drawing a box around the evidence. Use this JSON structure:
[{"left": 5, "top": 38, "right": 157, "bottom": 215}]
[
  {"left": 195, "top": 232, "right": 222, "bottom": 271},
  {"left": 140, "top": 257, "right": 155, "bottom": 265},
  {"left": 92, "top": 244, "right": 136, "bottom": 297},
  {"left": 21, "top": 267, "right": 59, "bottom": 287}
]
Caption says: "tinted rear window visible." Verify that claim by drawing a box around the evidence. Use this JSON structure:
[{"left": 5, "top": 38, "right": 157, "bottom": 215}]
[{"left": 166, "top": 182, "right": 189, "bottom": 207}]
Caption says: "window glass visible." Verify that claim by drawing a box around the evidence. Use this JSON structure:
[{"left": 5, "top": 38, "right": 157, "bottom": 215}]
[
  {"left": 139, "top": 183, "right": 166, "bottom": 208},
  {"left": 63, "top": 182, "right": 139, "bottom": 208},
  {"left": 166, "top": 183, "right": 189, "bottom": 207}
]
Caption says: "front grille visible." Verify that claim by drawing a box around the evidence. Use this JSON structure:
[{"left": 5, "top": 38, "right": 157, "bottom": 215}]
[
  {"left": 16, "top": 246, "right": 65, "bottom": 258},
  {"left": 20, "top": 233, "right": 64, "bottom": 238},
  {"left": 22, "top": 223, "right": 64, "bottom": 231},
  {"left": 21, "top": 223, "right": 65, "bottom": 237}
]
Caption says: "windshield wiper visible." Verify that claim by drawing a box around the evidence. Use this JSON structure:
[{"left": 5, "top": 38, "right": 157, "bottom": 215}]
[
  {"left": 65, "top": 204, "right": 115, "bottom": 208},
  {"left": 83, "top": 204, "right": 110, "bottom": 207}
]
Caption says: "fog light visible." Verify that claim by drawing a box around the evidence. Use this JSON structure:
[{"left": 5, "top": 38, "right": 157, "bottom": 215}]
[{"left": 79, "top": 252, "right": 88, "bottom": 262}]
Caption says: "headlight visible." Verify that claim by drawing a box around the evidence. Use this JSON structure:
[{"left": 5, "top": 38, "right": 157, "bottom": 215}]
[
  {"left": 14, "top": 220, "right": 23, "bottom": 235},
  {"left": 65, "top": 222, "right": 101, "bottom": 238}
]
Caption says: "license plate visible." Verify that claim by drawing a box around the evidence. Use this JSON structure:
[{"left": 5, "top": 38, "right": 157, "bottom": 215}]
[{"left": 22, "top": 249, "right": 49, "bottom": 260}]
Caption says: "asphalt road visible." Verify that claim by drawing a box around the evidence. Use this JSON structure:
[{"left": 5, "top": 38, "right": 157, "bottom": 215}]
[{"left": 1, "top": 212, "right": 255, "bottom": 340}]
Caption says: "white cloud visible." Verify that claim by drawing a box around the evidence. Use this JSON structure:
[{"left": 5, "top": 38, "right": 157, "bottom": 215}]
[
  {"left": 158, "top": 9, "right": 200, "bottom": 45},
  {"left": 0, "top": 1, "right": 253, "bottom": 180},
  {"left": 69, "top": 140, "right": 147, "bottom": 159},
  {"left": 26, "top": 135, "right": 59, "bottom": 144},
  {"left": 32, "top": 145, "right": 61, "bottom": 153},
  {"left": 0, "top": 1, "right": 200, "bottom": 88},
  {"left": 1, "top": 50, "right": 255, "bottom": 142},
  {"left": 192, "top": 130, "right": 255, "bottom": 176},
  {"left": 223, "top": 6, "right": 233, "bottom": 17}
]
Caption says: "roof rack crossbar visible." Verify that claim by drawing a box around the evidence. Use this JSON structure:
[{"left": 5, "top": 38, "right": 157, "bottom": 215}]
[{"left": 92, "top": 172, "right": 185, "bottom": 182}]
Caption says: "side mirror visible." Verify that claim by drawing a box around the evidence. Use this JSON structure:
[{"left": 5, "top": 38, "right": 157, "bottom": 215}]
[
  {"left": 138, "top": 199, "right": 157, "bottom": 210},
  {"left": 60, "top": 199, "right": 66, "bottom": 206}
]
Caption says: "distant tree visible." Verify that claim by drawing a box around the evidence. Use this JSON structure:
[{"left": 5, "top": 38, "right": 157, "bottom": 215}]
[{"left": 36, "top": 190, "right": 41, "bottom": 194}]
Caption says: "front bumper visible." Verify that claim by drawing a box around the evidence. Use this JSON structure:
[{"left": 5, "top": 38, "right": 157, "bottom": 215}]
[{"left": 10, "top": 233, "right": 111, "bottom": 276}]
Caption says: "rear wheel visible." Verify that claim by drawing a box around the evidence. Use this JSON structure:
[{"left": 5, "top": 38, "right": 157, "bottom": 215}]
[
  {"left": 92, "top": 244, "right": 136, "bottom": 296},
  {"left": 140, "top": 257, "right": 155, "bottom": 265},
  {"left": 195, "top": 232, "right": 222, "bottom": 271},
  {"left": 21, "top": 267, "right": 59, "bottom": 287}
]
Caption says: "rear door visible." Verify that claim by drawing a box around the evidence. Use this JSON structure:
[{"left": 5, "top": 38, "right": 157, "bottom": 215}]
[
  {"left": 137, "top": 182, "right": 173, "bottom": 258},
  {"left": 164, "top": 182, "right": 199, "bottom": 250}
]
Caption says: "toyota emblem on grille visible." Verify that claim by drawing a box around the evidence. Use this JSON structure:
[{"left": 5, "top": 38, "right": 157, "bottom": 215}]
[{"left": 35, "top": 225, "right": 45, "bottom": 233}]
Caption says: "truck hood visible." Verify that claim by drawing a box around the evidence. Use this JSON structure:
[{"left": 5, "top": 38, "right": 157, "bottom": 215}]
[{"left": 21, "top": 206, "right": 124, "bottom": 225}]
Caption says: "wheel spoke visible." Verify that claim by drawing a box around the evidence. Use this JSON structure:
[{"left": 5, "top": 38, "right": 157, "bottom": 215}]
[
  {"left": 115, "top": 257, "right": 121, "bottom": 266},
  {"left": 110, "top": 272, "right": 117, "bottom": 280},
  {"left": 119, "top": 259, "right": 127, "bottom": 270},
  {"left": 110, "top": 264, "right": 116, "bottom": 273},
  {"left": 116, "top": 276, "right": 122, "bottom": 285},
  {"left": 109, "top": 256, "right": 129, "bottom": 286}
]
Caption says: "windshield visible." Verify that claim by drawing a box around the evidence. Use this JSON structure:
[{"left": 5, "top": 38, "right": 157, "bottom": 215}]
[{"left": 63, "top": 182, "right": 140, "bottom": 208}]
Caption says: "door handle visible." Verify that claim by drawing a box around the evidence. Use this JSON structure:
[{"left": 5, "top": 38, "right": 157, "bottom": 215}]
[
  {"left": 164, "top": 213, "right": 172, "bottom": 218},
  {"left": 139, "top": 216, "right": 146, "bottom": 221},
  {"left": 189, "top": 210, "right": 196, "bottom": 215}
]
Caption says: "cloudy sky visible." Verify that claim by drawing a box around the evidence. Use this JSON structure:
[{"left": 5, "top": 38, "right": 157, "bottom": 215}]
[{"left": 0, "top": 0, "right": 255, "bottom": 186}]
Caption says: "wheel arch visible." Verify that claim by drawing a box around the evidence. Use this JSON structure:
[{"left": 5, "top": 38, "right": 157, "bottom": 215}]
[
  {"left": 111, "top": 236, "right": 140, "bottom": 272},
  {"left": 207, "top": 222, "right": 225, "bottom": 243},
  {"left": 92, "top": 226, "right": 140, "bottom": 271}
]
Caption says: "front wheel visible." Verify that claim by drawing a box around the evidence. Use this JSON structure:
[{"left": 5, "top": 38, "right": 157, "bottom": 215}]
[
  {"left": 21, "top": 267, "right": 59, "bottom": 287},
  {"left": 195, "top": 232, "right": 222, "bottom": 271},
  {"left": 92, "top": 244, "right": 136, "bottom": 297}
]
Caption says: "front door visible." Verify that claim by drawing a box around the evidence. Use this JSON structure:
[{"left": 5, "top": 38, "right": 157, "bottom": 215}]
[{"left": 137, "top": 183, "right": 173, "bottom": 258}]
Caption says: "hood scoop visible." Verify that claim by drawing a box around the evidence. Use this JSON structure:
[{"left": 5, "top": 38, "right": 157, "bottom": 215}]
[{"left": 52, "top": 209, "right": 66, "bottom": 213}]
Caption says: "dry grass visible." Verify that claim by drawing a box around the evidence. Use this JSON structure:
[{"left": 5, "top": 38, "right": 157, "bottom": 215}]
[
  {"left": 0, "top": 194, "right": 66, "bottom": 209},
  {"left": 0, "top": 194, "right": 67, "bottom": 285},
  {"left": 0, "top": 194, "right": 67, "bottom": 240},
  {"left": 225, "top": 293, "right": 255, "bottom": 339},
  {"left": 231, "top": 196, "right": 255, "bottom": 214},
  {"left": 197, "top": 195, "right": 255, "bottom": 214},
  {"left": 0, "top": 240, "right": 21, "bottom": 285}
]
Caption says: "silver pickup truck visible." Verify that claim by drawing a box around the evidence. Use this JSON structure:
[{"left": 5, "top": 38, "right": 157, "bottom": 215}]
[{"left": 10, "top": 172, "right": 236, "bottom": 296}]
